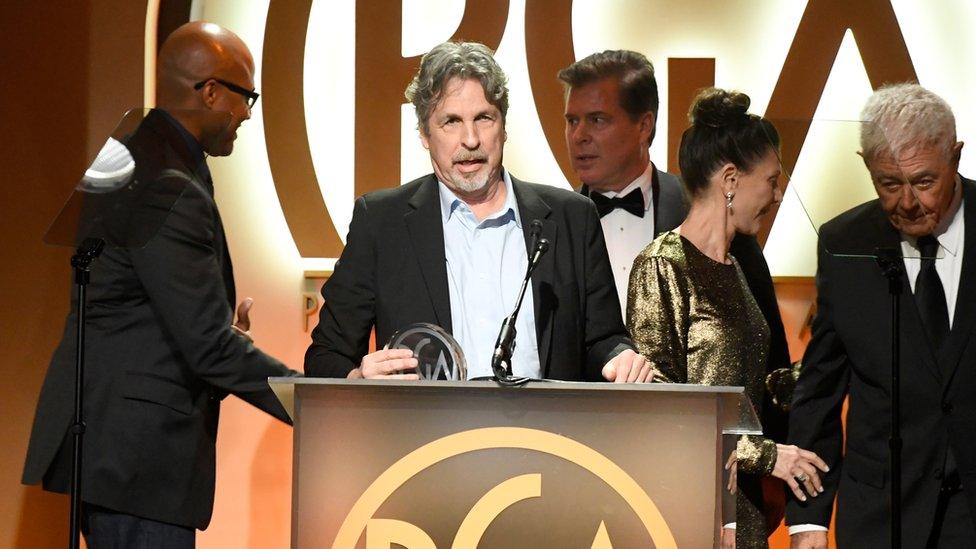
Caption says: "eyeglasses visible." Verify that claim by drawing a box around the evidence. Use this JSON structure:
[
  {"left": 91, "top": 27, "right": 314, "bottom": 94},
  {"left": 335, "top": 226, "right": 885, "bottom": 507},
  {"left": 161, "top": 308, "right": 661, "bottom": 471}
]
[{"left": 193, "top": 78, "right": 260, "bottom": 109}]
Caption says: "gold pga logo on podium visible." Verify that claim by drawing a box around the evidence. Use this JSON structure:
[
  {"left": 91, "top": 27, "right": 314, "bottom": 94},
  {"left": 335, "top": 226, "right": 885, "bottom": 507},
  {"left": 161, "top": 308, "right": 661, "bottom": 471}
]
[{"left": 332, "top": 427, "right": 677, "bottom": 548}]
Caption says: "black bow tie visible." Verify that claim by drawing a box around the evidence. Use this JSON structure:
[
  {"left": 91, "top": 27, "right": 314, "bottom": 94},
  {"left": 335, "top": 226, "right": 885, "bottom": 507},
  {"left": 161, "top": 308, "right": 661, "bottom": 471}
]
[{"left": 590, "top": 188, "right": 645, "bottom": 218}]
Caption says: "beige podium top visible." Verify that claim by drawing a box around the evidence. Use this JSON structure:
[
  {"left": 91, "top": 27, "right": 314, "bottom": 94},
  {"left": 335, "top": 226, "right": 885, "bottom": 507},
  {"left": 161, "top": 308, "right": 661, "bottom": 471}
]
[{"left": 268, "top": 377, "right": 761, "bottom": 435}]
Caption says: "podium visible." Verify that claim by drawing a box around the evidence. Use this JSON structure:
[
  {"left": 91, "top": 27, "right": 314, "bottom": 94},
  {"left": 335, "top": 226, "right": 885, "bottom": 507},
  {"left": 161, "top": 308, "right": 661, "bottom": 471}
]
[{"left": 269, "top": 378, "right": 761, "bottom": 548}]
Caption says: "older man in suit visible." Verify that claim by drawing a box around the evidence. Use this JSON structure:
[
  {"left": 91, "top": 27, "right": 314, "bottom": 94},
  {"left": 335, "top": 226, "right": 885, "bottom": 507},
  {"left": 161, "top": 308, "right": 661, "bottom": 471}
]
[
  {"left": 23, "top": 22, "right": 295, "bottom": 548},
  {"left": 788, "top": 83, "right": 976, "bottom": 548},
  {"left": 305, "top": 41, "right": 651, "bottom": 383}
]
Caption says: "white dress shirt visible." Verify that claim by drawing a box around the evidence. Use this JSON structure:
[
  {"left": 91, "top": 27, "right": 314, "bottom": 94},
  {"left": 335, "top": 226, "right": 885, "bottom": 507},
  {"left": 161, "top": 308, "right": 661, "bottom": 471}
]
[
  {"left": 789, "top": 178, "right": 964, "bottom": 536},
  {"left": 900, "top": 181, "right": 964, "bottom": 327},
  {"left": 595, "top": 163, "right": 656, "bottom": 320}
]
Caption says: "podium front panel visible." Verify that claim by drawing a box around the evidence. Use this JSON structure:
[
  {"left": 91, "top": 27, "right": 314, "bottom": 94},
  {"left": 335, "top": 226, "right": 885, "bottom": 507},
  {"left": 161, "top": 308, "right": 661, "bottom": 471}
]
[{"left": 288, "top": 380, "right": 742, "bottom": 548}]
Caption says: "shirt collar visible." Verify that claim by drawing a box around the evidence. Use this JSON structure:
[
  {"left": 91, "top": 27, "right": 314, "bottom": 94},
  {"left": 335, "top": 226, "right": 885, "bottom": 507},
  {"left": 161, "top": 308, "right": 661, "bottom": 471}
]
[
  {"left": 594, "top": 162, "right": 654, "bottom": 212},
  {"left": 903, "top": 174, "right": 964, "bottom": 257},
  {"left": 437, "top": 169, "right": 521, "bottom": 228},
  {"left": 156, "top": 109, "right": 211, "bottom": 181}
]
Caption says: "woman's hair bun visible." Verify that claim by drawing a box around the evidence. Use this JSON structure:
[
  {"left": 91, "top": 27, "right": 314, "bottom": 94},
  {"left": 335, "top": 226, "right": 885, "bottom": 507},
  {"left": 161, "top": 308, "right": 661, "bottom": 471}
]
[{"left": 689, "top": 88, "right": 751, "bottom": 128}]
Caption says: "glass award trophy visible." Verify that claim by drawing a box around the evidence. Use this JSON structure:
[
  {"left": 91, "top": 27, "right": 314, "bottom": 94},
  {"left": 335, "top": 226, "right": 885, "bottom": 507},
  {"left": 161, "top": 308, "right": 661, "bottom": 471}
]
[{"left": 387, "top": 323, "right": 467, "bottom": 380}]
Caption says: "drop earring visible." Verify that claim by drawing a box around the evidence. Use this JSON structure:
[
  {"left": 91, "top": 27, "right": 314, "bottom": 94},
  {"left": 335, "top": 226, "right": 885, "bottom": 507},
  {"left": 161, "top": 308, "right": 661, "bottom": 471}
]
[{"left": 725, "top": 191, "right": 734, "bottom": 210}]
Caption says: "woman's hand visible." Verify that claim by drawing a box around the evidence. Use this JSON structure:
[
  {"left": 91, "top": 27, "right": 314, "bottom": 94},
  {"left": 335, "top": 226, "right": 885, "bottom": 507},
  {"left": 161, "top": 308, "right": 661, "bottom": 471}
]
[{"left": 771, "top": 444, "right": 829, "bottom": 501}]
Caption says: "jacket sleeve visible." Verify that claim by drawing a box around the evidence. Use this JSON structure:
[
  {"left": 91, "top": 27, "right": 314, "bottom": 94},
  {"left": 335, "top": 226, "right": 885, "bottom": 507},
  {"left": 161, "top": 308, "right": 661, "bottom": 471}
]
[
  {"left": 304, "top": 196, "right": 376, "bottom": 377},
  {"left": 736, "top": 435, "right": 778, "bottom": 475},
  {"left": 626, "top": 253, "right": 687, "bottom": 383},
  {"left": 581, "top": 200, "right": 635, "bottom": 379},
  {"left": 785, "top": 237, "right": 851, "bottom": 527},
  {"left": 130, "top": 179, "right": 296, "bottom": 424}
]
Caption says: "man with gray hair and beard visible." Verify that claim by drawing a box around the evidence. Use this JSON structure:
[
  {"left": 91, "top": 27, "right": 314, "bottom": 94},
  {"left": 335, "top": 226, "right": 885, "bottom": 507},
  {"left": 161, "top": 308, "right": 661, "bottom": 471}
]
[
  {"left": 305, "top": 41, "right": 651, "bottom": 383},
  {"left": 787, "top": 83, "right": 976, "bottom": 547}
]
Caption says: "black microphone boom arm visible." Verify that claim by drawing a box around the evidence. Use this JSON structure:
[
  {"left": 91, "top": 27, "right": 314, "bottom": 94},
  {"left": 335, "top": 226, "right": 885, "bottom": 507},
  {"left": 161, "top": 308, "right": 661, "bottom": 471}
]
[{"left": 490, "top": 227, "right": 549, "bottom": 385}]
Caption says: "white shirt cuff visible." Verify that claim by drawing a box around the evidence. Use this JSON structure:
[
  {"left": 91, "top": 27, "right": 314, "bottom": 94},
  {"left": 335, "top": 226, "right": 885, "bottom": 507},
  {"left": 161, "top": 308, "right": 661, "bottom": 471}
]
[
  {"left": 788, "top": 524, "right": 829, "bottom": 535},
  {"left": 723, "top": 522, "right": 735, "bottom": 529}
]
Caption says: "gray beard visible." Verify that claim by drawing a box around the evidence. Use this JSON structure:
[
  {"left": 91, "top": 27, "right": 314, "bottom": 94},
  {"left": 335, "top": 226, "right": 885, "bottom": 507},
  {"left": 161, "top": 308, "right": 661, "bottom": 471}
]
[{"left": 445, "top": 170, "right": 490, "bottom": 194}]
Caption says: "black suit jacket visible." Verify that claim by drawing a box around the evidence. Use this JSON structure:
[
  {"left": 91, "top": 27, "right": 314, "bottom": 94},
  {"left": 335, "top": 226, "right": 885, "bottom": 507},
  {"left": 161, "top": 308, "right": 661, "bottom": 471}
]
[
  {"left": 305, "top": 173, "right": 634, "bottom": 380},
  {"left": 22, "top": 110, "right": 294, "bottom": 530},
  {"left": 786, "top": 177, "right": 976, "bottom": 546},
  {"left": 584, "top": 167, "right": 793, "bottom": 441}
]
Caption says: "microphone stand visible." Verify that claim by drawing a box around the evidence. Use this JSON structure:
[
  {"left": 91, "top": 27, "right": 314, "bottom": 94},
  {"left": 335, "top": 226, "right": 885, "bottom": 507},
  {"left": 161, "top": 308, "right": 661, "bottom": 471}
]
[
  {"left": 491, "top": 221, "right": 548, "bottom": 386},
  {"left": 875, "top": 247, "right": 902, "bottom": 549},
  {"left": 69, "top": 237, "right": 104, "bottom": 549}
]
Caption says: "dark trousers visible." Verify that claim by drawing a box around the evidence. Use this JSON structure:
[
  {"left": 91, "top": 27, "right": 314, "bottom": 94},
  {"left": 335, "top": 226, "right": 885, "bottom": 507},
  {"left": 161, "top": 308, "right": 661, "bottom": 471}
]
[
  {"left": 82, "top": 504, "right": 195, "bottom": 549},
  {"left": 927, "top": 483, "right": 975, "bottom": 548}
]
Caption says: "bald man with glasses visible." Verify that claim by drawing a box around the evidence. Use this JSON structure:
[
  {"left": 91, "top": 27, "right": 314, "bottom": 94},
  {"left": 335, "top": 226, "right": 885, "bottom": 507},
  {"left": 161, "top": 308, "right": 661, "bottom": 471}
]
[{"left": 23, "top": 21, "right": 295, "bottom": 548}]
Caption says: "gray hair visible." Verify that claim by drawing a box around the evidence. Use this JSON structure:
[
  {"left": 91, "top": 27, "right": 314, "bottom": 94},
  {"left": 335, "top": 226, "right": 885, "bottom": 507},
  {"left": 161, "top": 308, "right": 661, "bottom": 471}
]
[
  {"left": 860, "top": 83, "right": 957, "bottom": 162},
  {"left": 404, "top": 41, "right": 509, "bottom": 135}
]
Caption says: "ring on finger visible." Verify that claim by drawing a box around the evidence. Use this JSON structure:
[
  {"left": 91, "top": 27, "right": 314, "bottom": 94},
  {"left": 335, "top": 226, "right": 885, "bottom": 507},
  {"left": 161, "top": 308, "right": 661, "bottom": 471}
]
[{"left": 795, "top": 473, "right": 809, "bottom": 482}]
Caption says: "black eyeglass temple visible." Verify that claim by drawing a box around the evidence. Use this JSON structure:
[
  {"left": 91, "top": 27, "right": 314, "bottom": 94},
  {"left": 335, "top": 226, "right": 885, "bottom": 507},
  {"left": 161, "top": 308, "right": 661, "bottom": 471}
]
[{"left": 192, "top": 79, "right": 259, "bottom": 104}]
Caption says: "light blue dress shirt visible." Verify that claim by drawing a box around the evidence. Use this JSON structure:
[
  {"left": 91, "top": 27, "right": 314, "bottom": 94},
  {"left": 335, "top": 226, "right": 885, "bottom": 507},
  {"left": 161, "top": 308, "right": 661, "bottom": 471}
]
[{"left": 438, "top": 171, "right": 542, "bottom": 379}]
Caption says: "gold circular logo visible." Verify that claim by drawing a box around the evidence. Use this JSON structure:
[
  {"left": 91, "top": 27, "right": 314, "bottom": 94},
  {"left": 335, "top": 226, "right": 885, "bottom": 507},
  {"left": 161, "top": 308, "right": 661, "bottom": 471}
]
[{"left": 333, "top": 426, "right": 677, "bottom": 548}]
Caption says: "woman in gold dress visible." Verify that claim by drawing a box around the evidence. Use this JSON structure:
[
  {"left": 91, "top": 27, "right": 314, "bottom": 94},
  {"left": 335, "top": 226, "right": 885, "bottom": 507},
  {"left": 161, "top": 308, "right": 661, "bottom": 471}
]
[{"left": 627, "top": 88, "right": 827, "bottom": 548}]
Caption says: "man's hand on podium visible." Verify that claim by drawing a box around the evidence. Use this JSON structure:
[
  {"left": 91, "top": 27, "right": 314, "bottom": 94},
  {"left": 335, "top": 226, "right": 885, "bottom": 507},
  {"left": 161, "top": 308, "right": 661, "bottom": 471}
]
[
  {"left": 601, "top": 349, "right": 654, "bottom": 383},
  {"left": 348, "top": 348, "right": 420, "bottom": 380}
]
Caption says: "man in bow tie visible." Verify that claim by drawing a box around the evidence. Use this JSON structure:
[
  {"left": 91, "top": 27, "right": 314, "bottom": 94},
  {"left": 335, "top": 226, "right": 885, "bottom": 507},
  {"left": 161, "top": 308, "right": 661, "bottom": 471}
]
[
  {"left": 559, "top": 50, "right": 685, "bottom": 317},
  {"left": 558, "top": 51, "right": 787, "bottom": 328}
]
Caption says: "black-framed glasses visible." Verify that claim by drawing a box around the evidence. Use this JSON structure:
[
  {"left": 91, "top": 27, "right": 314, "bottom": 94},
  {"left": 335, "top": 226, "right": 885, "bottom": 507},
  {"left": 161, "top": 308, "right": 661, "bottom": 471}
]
[{"left": 193, "top": 78, "right": 260, "bottom": 109}]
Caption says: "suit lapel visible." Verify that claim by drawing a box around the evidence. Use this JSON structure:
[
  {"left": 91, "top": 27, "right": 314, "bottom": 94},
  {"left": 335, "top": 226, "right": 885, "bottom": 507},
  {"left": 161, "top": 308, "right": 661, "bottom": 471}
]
[
  {"left": 513, "top": 177, "right": 556, "bottom": 375},
  {"left": 403, "top": 176, "right": 452, "bottom": 331},
  {"left": 652, "top": 168, "right": 689, "bottom": 236},
  {"left": 151, "top": 113, "right": 237, "bottom": 312},
  {"left": 936, "top": 177, "right": 976, "bottom": 391},
  {"left": 212, "top": 208, "right": 236, "bottom": 311},
  {"left": 651, "top": 168, "right": 661, "bottom": 235}
]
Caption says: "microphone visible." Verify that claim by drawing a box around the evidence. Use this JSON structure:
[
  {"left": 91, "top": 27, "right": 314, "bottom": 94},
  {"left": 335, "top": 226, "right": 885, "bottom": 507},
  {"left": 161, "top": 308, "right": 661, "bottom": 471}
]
[
  {"left": 490, "top": 220, "right": 550, "bottom": 386},
  {"left": 528, "top": 219, "right": 543, "bottom": 252}
]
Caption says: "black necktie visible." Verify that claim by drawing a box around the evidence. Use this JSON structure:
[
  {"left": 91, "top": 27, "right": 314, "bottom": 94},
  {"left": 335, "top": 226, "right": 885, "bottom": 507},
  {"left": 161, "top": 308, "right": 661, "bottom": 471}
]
[
  {"left": 590, "top": 188, "right": 645, "bottom": 218},
  {"left": 914, "top": 235, "right": 949, "bottom": 352}
]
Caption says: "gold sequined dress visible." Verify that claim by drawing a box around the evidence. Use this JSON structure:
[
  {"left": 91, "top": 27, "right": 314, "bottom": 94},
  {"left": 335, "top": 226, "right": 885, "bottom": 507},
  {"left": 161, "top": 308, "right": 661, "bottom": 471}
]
[{"left": 627, "top": 231, "right": 777, "bottom": 549}]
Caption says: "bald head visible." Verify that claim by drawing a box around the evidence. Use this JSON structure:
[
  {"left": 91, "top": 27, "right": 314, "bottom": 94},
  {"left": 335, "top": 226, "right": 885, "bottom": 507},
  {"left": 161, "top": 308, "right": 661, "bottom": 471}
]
[
  {"left": 157, "top": 22, "right": 253, "bottom": 108},
  {"left": 156, "top": 22, "right": 255, "bottom": 156}
]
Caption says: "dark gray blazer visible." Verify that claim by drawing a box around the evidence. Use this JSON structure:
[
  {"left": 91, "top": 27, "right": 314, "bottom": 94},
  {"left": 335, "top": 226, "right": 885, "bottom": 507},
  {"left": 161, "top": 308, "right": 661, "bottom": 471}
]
[
  {"left": 22, "top": 110, "right": 294, "bottom": 530},
  {"left": 304, "top": 173, "right": 634, "bottom": 381}
]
